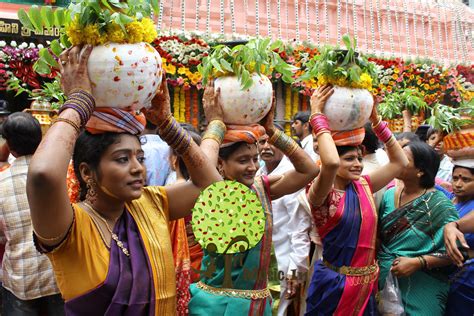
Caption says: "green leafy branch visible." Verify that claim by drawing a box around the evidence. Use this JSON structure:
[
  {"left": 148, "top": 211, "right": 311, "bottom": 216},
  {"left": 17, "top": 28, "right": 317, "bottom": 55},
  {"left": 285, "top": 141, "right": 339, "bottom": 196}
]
[
  {"left": 198, "top": 38, "right": 297, "bottom": 90},
  {"left": 425, "top": 102, "right": 473, "bottom": 134},
  {"left": 378, "top": 89, "right": 427, "bottom": 120}
]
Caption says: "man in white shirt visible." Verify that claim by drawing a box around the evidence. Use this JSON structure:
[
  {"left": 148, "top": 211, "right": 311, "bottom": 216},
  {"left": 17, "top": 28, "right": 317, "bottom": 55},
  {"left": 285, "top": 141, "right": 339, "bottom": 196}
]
[
  {"left": 292, "top": 111, "right": 318, "bottom": 162},
  {"left": 257, "top": 126, "right": 311, "bottom": 316}
]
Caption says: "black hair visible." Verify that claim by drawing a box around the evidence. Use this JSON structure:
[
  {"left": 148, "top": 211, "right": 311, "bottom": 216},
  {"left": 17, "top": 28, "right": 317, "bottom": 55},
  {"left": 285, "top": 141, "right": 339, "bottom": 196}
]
[
  {"left": 274, "top": 123, "right": 284, "bottom": 132},
  {"left": 219, "top": 141, "right": 258, "bottom": 160},
  {"left": 426, "top": 127, "right": 440, "bottom": 140},
  {"left": 336, "top": 145, "right": 361, "bottom": 157},
  {"left": 0, "top": 112, "right": 41, "bottom": 156},
  {"left": 73, "top": 131, "right": 140, "bottom": 200},
  {"left": 180, "top": 123, "right": 199, "bottom": 135},
  {"left": 395, "top": 132, "right": 421, "bottom": 143},
  {"left": 406, "top": 141, "right": 440, "bottom": 188},
  {"left": 362, "top": 123, "right": 381, "bottom": 154},
  {"left": 293, "top": 111, "right": 312, "bottom": 132},
  {"left": 174, "top": 130, "right": 202, "bottom": 180},
  {"left": 453, "top": 165, "right": 474, "bottom": 175}
]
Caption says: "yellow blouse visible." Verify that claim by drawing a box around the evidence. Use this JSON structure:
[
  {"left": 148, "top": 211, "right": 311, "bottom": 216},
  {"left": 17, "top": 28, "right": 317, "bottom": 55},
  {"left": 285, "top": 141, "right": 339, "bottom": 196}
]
[{"left": 46, "top": 186, "right": 176, "bottom": 315}]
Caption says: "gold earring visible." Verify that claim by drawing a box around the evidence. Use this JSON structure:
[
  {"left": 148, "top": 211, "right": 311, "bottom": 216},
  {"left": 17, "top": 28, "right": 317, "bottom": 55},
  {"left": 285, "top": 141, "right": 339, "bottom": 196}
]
[{"left": 85, "top": 178, "right": 97, "bottom": 204}]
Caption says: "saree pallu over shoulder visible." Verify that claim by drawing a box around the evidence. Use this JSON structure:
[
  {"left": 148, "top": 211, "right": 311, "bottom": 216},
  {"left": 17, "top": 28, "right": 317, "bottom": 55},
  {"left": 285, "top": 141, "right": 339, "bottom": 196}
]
[
  {"left": 45, "top": 186, "right": 176, "bottom": 316},
  {"left": 189, "top": 176, "right": 273, "bottom": 316},
  {"left": 306, "top": 176, "right": 378, "bottom": 316}
]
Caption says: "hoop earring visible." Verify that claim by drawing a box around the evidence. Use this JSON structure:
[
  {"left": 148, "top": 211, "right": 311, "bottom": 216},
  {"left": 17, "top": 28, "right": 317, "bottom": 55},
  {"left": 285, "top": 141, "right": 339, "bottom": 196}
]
[{"left": 86, "top": 179, "right": 97, "bottom": 204}]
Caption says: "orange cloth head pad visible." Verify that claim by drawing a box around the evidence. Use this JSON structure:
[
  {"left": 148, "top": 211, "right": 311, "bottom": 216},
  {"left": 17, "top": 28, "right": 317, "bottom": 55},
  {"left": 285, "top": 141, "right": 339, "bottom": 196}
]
[
  {"left": 85, "top": 107, "right": 146, "bottom": 135},
  {"left": 222, "top": 124, "right": 266, "bottom": 147},
  {"left": 331, "top": 127, "right": 366, "bottom": 147}
]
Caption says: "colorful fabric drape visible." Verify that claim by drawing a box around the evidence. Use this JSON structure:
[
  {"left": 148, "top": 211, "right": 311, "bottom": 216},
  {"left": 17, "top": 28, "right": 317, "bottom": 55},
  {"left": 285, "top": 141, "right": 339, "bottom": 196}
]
[
  {"left": 85, "top": 107, "right": 146, "bottom": 135},
  {"left": 188, "top": 176, "right": 273, "bottom": 315},
  {"left": 331, "top": 127, "right": 365, "bottom": 147},
  {"left": 446, "top": 198, "right": 474, "bottom": 315},
  {"left": 222, "top": 125, "right": 266, "bottom": 147},
  {"left": 169, "top": 218, "right": 192, "bottom": 316},
  {"left": 64, "top": 209, "right": 155, "bottom": 315},
  {"left": 378, "top": 188, "right": 459, "bottom": 316},
  {"left": 305, "top": 176, "right": 378, "bottom": 316}
]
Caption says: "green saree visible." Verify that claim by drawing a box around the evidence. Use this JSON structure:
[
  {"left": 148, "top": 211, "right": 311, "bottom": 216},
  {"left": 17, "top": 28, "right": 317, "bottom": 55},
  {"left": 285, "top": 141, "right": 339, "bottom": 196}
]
[{"left": 378, "top": 188, "right": 458, "bottom": 316}]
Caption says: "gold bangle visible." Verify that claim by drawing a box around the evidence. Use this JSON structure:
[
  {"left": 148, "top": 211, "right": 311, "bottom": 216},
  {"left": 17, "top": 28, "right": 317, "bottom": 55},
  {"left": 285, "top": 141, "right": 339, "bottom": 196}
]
[
  {"left": 385, "top": 135, "right": 397, "bottom": 147},
  {"left": 52, "top": 117, "right": 81, "bottom": 134},
  {"left": 202, "top": 134, "right": 222, "bottom": 144},
  {"left": 33, "top": 229, "right": 65, "bottom": 242},
  {"left": 69, "top": 88, "right": 93, "bottom": 96},
  {"left": 372, "top": 116, "right": 383, "bottom": 129},
  {"left": 208, "top": 119, "right": 226, "bottom": 130}
]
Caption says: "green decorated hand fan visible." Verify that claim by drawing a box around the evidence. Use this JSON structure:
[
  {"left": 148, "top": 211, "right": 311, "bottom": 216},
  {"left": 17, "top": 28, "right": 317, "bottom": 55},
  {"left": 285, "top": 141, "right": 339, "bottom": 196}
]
[{"left": 191, "top": 180, "right": 266, "bottom": 254}]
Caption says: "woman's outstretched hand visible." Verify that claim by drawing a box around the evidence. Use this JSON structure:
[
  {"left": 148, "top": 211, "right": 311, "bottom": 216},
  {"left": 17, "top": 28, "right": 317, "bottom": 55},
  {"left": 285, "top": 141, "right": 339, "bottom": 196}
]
[
  {"left": 444, "top": 221, "right": 469, "bottom": 267},
  {"left": 203, "top": 80, "right": 224, "bottom": 122},
  {"left": 59, "top": 45, "right": 93, "bottom": 96}
]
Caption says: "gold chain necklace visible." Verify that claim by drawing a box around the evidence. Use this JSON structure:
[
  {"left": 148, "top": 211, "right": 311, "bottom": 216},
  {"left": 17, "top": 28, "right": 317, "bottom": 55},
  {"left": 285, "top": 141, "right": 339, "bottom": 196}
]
[{"left": 83, "top": 202, "right": 130, "bottom": 257}]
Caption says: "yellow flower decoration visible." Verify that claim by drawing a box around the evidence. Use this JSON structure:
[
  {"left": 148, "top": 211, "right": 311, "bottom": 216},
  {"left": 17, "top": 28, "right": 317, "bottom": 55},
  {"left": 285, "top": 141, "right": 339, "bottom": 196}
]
[
  {"left": 65, "top": 16, "right": 82, "bottom": 46},
  {"left": 125, "top": 21, "right": 144, "bottom": 44},
  {"left": 107, "top": 22, "right": 126, "bottom": 43},
  {"left": 140, "top": 18, "right": 158, "bottom": 43}
]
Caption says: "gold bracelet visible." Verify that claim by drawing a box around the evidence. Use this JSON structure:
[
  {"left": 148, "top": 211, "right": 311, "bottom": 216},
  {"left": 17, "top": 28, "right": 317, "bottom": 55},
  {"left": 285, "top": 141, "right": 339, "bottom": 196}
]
[
  {"left": 371, "top": 116, "right": 383, "bottom": 129},
  {"left": 268, "top": 129, "right": 299, "bottom": 157},
  {"left": 52, "top": 117, "right": 81, "bottom": 134},
  {"left": 68, "top": 87, "right": 93, "bottom": 96},
  {"left": 33, "top": 229, "right": 65, "bottom": 242}
]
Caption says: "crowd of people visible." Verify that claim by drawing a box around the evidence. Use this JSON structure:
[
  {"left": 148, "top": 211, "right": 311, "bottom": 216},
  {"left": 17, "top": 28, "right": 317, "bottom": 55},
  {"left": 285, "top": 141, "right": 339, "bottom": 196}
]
[{"left": 0, "top": 45, "right": 472, "bottom": 316}]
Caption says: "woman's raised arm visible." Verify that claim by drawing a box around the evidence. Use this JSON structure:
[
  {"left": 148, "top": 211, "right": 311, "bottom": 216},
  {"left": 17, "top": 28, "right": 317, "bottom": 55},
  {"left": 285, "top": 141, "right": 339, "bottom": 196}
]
[
  {"left": 259, "top": 97, "right": 319, "bottom": 200},
  {"left": 307, "top": 85, "right": 340, "bottom": 207},
  {"left": 368, "top": 106, "right": 408, "bottom": 193},
  {"left": 27, "top": 46, "right": 94, "bottom": 246},
  {"left": 146, "top": 79, "right": 222, "bottom": 220}
]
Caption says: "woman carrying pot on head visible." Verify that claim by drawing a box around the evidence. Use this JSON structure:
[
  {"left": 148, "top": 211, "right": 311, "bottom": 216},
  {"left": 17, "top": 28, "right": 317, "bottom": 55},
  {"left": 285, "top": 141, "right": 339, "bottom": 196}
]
[
  {"left": 444, "top": 159, "right": 474, "bottom": 315},
  {"left": 377, "top": 141, "right": 459, "bottom": 316},
  {"left": 188, "top": 82, "right": 319, "bottom": 315},
  {"left": 305, "top": 84, "right": 409, "bottom": 315},
  {"left": 26, "top": 46, "right": 222, "bottom": 315}
]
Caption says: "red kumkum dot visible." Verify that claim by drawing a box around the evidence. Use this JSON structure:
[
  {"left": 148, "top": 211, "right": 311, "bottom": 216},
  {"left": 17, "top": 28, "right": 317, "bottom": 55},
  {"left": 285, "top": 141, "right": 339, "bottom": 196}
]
[
  {"left": 137, "top": 85, "right": 144, "bottom": 91},
  {"left": 113, "top": 76, "right": 120, "bottom": 82}
]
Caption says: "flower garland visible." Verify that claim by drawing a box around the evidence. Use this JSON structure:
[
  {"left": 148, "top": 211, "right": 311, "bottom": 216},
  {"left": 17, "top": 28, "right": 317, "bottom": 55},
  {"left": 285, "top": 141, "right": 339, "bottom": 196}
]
[
  {"left": 191, "top": 88, "right": 199, "bottom": 128},
  {"left": 173, "top": 86, "right": 180, "bottom": 121},
  {"left": 284, "top": 85, "right": 292, "bottom": 135},
  {"left": 185, "top": 88, "right": 191, "bottom": 123},
  {"left": 180, "top": 86, "right": 186, "bottom": 123}
]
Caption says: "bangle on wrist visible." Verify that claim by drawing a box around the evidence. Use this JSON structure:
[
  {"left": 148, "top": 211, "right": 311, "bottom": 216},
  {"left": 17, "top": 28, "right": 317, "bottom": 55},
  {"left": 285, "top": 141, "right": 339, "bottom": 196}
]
[
  {"left": 454, "top": 221, "right": 460, "bottom": 230},
  {"left": 202, "top": 120, "right": 226, "bottom": 145},
  {"left": 419, "top": 255, "right": 428, "bottom": 270},
  {"left": 158, "top": 115, "right": 192, "bottom": 155},
  {"left": 268, "top": 129, "right": 299, "bottom": 157}
]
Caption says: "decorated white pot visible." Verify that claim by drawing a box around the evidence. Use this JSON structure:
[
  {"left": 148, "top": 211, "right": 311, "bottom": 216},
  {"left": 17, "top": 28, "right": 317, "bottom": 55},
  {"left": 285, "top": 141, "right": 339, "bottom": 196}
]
[
  {"left": 88, "top": 42, "right": 162, "bottom": 109},
  {"left": 214, "top": 74, "right": 273, "bottom": 125},
  {"left": 323, "top": 86, "right": 374, "bottom": 131}
]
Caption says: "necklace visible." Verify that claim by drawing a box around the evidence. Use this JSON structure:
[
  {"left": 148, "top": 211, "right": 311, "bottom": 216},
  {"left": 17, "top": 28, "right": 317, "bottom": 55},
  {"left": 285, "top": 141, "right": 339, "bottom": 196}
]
[
  {"left": 83, "top": 202, "right": 130, "bottom": 257},
  {"left": 398, "top": 187, "right": 428, "bottom": 208}
]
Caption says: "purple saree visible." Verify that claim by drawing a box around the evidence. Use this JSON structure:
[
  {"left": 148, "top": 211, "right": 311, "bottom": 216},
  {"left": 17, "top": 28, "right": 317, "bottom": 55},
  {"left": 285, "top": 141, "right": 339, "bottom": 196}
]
[{"left": 64, "top": 210, "right": 155, "bottom": 315}]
